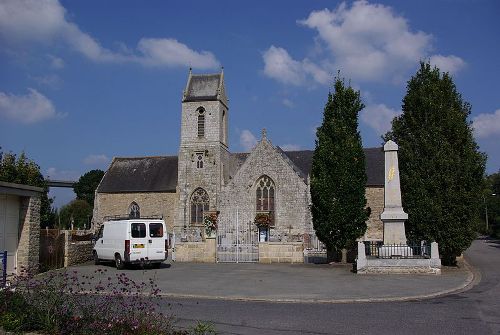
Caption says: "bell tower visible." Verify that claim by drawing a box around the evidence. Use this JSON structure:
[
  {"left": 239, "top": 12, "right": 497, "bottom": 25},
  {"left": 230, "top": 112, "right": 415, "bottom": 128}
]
[{"left": 175, "top": 68, "right": 230, "bottom": 230}]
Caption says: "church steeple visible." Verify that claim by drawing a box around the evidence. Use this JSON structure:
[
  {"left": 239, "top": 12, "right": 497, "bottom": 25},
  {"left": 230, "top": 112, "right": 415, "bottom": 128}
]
[{"left": 175, "top": 69, "right": 231, "bottom": 230}]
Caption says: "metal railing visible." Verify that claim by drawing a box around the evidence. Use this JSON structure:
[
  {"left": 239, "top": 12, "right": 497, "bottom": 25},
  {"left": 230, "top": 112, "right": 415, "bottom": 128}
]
[{"left": 364, "top": 241, "right": 431, "bottom": 259}]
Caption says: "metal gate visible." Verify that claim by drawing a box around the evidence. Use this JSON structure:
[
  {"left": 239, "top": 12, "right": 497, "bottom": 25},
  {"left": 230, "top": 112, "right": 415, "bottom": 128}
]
[
  {"left": 217, "top": 209, "right": 259, "bottom": 263},
  {"left": 39, "top": 229, "right": 65, "bottom": 272}
]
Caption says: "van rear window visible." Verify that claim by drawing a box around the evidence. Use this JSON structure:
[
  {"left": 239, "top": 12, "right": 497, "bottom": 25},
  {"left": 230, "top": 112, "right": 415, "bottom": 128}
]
[
  {"left": 131, "top": 223, "right": 146, "bottom": 238},
  {"left": 149, "top": 223, "right": 163, "bottom": 238}
]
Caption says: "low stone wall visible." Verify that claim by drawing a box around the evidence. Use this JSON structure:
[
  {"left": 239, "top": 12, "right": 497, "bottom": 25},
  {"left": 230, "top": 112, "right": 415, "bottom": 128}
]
[
  {"left": 64, "top": 231, "right": 94, "bottom": 267},
  {"left": 259, "top": 242, "right": 303, "bottom": 264},
  {"left": 173, "top": 239, "right": 216, "bottom": 263},
  {"left": 356, "top": 242, "right": 442, "bottom": 274}
]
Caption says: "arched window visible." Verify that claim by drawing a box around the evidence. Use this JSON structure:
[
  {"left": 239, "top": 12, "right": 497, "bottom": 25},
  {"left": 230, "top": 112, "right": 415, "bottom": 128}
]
[
  {"left": 197, "top": 107, "right": 205, "bottom": 138},
  {"left": 129, "top": 202, "right": 140, "bottom": 219},
  {"left": 256, "top": 175, "right": 275, "bottom": 213},
  {"left": 196, "top": 152, "right": 204, "bottom": 168},
  {"left": 191, "top": 188, "right": 209, "bottom": 225}
]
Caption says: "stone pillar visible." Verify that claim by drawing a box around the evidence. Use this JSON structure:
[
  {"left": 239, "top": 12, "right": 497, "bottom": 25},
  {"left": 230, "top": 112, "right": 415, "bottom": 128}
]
[
  {"left": 430, "top": 241, "right": 442, "bottom": 269},
  {"left": 380, "top": 140, "right": 408, "bottom": 245},
  {"left": 17, "top": 195, "right": 40, "bottom": 274},
  {"left": 356, "top": 242, "right": 367, "bottom": 272}
]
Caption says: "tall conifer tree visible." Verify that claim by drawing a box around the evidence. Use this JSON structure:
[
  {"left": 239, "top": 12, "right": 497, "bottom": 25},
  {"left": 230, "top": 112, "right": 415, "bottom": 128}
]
[
  {"left": 384, "top": 62, "right": 486, "bottom": 264},
  {"left": 311, "top": 77, "right": 370, "bottom": 260}
]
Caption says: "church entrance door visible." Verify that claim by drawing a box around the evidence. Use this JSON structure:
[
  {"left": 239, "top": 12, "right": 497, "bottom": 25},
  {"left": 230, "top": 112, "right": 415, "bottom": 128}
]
[{"left": 217, "top": 209, "right": 258, "bottom": 263}]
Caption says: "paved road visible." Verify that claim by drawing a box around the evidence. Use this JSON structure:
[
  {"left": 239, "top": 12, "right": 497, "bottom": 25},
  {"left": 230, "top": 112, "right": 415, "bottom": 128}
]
[{"left": 163, "top": 238, "right": 500, "bottom": 334}]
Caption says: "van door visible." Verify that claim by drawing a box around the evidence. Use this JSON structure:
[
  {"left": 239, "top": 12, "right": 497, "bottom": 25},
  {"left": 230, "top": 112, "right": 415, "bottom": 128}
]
[
  {"left": 129, "top": 222, "right": 148, "bottom": 262},
  {"left": 94, "top": 225, "right": 106, "bottom": 259},
  {"left": 147, "top": 222, "right": 166, "bottom": 261}
]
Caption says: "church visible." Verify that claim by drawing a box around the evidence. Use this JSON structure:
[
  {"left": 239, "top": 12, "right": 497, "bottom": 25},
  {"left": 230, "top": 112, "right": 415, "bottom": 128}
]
[{"left": 93, "top": 69, "right": 385, "bottom": 263}]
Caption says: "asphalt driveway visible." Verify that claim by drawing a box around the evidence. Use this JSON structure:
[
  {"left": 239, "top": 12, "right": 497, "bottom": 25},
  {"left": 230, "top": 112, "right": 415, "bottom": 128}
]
[{"left": 66, "top": 255, "right": 473, "bottom": 303}]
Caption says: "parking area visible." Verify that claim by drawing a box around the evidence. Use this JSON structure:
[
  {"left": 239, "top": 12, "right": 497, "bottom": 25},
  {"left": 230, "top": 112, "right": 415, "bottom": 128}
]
[{"left": 65, "top": 258, "right": 473, "bottom": 303}]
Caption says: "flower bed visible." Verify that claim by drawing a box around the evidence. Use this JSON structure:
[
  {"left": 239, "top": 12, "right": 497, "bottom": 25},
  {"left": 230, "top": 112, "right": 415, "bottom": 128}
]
[{"left": 0, "top": 269, "right": 215, "bottom": 334}]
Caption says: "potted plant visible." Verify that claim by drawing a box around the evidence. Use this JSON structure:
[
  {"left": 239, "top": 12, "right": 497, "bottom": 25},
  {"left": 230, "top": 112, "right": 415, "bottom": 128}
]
[
  {"left": 255, "top": 212, "right": 272, "bottom": 242},
  {"left": 204, "top": 212, "right": 218, "bottom": 238},
  {"left": 254, "top": 212, "right": 272, "bottom": 228}
]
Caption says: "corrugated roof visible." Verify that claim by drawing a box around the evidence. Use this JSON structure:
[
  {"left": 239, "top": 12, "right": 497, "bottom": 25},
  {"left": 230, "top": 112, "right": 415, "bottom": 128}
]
[
  {"left": 183, "top": 74, "right": 221, "bottom": 102},
  {"left": 97, "top": 156, "right": 178, "bottom": 193}
]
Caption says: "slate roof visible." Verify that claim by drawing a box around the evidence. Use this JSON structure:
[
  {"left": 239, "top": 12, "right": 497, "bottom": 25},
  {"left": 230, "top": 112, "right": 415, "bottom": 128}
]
[
  {"left": 281, "top": 148, "right": 384, "bottom": 186},
  {"left": 97, "top": 156, "right": 178, "bottom": 193},
  {"left": 183, "top": 74, "right": 222, "bottom": 102},
  {"left": 97, "top": 147, "right": 384, "bottom": 194}
]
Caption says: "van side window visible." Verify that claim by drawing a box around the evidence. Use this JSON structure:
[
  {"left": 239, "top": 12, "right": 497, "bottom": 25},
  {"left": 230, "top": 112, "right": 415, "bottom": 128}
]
[
  {"left": 131, "top": 223, "right": 146, "bottom": 238},
  {"left": 149, "top": 223, "right": 163, "bottom": 238}
]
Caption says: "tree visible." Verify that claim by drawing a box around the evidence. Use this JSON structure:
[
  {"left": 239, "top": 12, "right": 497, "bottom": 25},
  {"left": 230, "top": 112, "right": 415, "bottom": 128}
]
[
  {"left": 73, "top": 169, "right": 104, "bottom": 206},
  {"left": 384, "top": 62, "right": 486, "bottom": 265},
  {"left": 58, "top": 199, "right": 93, "bottom": 230},
  {"left": 310, "top": 77, "right": 370, "bottom": 261},
  {"left": 0, "top": 150, "right": 55, "bottom": 227}
]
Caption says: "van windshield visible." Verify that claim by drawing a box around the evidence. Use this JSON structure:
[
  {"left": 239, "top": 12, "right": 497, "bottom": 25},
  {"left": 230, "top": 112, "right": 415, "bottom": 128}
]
[
  {"left": 131, "top": 223, "right": 146, "bottom": 238},
  {"left": 149, "top": 223, "right": 163, "bottom": 238}
]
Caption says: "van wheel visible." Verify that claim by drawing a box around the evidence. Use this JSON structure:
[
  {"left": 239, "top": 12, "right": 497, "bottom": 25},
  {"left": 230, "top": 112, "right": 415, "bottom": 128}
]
[
  {"left": 93, "top": 251, "right": 100, "bottom": 265},
  {"left": 115, "top": 254, "right": 125, "bottom": 270},
  {"left": 152, "top": 262, "right": 161, "bottom": 269}
]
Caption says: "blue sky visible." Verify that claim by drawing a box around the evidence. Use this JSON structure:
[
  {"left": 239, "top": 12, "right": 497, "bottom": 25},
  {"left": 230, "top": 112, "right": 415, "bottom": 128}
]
[{"left": 1, "top": 0, "right": 499, "bottom": 208}]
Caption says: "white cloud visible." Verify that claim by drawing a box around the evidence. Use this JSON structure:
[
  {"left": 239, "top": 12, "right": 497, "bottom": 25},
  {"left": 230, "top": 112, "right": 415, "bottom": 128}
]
[
  {"left": 361, "top": 104, "right": 401, "bottom": 135},
  {"left": 240, "top": 130, "right": 258, "bottom": 151},
  {"left": 83, "top": 154, "right": 110, "bottom": 166},
  {"left": 48, "top": 54, "right": 64, "bottom": 69},
  {"left": 263, "top": 1, "right": 465, "bottom": 86},
  {"left": 298, "top": 1, "right": 432, "bottom": 82},
  {"left": 46, "top": 167, "right": 79, "bottom": 181},
  {"left": 30, "top": 74, "right": 62, "bottom": 89},
  {"left": 262, "top": 46, "right": 329, "bottom": 86},
  {"left": 0, "top": 88, "right": 64, "bottom": 123},
  {"left": 263, "top": 46, "right": 306, "bottom": 85},
  {"left": 428, "top": 54, "right": 466, "bottom": 75},
  {"left": 0, "top": 0, "right": 219, "bottom": 69},
  {"left": 473, "top": 109, "right": 500, "bottom": 138},
  {"left": 137, "top": 38, "right": 219, "bottom": 69},
  {"left": 282, "top": 98, "right": 294, "bottom": 108},
  {"left": 280, "top": 144, "right": 301, "bottom": 151}
]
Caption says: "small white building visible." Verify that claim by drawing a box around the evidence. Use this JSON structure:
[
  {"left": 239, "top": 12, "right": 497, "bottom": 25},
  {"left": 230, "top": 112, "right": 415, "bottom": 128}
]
[{"left": 0, "top": 181, "right": 42, "bottom": 274}]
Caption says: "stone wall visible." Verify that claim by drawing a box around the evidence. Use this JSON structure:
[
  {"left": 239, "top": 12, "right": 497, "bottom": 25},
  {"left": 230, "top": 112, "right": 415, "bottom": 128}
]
[
  {"left": 364, "top": 186, "right": 384, "bottom": 241},
  {"left": 63, "top": 231, "right": 94, "bottom": 267},
  {"left": 17, "top": 195, "right": 40, "bottom": 274},
  {"left": 93, "top": 192, "right": 177, "bottom": 232},
  {"left": 173, "top": 239, "right": 216, "bottom": 263},
  {"left": 259, "top": 242, "right": 303, "bottom": 263}
]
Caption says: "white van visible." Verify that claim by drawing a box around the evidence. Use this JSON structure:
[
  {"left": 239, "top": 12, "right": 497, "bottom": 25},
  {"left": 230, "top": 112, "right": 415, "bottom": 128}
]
[{"left": 93, "top": 219, "right": 168, "bottom": 269}]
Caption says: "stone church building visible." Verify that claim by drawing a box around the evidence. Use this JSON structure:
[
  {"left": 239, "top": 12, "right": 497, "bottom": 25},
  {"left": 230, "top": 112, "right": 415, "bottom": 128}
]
[{"left": 93, "top": 70, "right": 385, "bottom": 263}]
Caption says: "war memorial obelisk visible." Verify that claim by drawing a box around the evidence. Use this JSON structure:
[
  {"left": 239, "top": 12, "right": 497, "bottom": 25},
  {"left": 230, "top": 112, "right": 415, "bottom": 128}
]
[{"left": 356, "top": 140, "right": 441, "bottom": 274}]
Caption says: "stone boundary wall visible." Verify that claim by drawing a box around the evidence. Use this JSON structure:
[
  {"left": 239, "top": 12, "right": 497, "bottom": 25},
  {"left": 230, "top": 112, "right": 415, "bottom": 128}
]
[
  {"left": 259, "top": 242, "right": 303, "bottom": 264},
  {"left": 64, "top": 230, "right": 94, "bottom": 267},
  {"left": 174, "top": 239, "right": 216, "bottom": 263}
]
